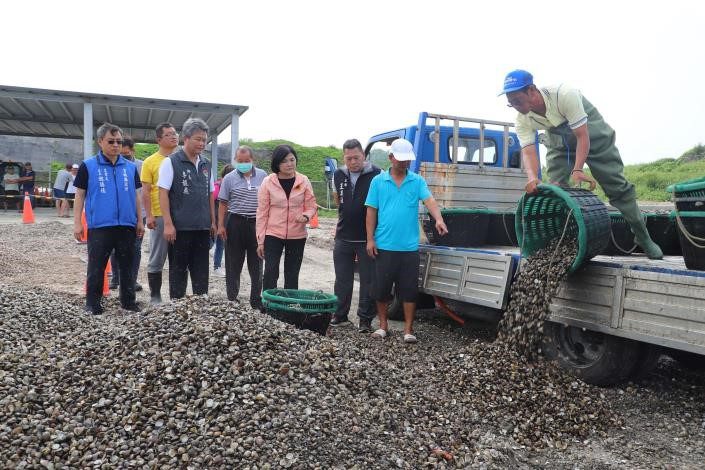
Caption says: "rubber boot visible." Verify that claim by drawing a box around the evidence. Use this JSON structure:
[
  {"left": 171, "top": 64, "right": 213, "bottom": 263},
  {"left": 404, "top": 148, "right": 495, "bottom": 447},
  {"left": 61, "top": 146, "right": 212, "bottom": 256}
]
[
  {"left": 611, "top": 199, "right": 663, "bottom": 260},
  {"left": 147, "top": 271, "right": 163, "bottom": 305}
]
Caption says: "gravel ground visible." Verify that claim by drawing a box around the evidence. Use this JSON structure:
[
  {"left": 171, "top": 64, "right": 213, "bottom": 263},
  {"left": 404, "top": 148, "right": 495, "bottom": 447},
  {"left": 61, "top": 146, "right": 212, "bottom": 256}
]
[{"left": 0, "top": 212, "right": 704, "bottom": 468}]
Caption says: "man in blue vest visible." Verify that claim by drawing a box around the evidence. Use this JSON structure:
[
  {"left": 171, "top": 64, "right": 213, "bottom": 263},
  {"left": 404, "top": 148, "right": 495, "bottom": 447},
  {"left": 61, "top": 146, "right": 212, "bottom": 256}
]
[{"left": 73, "top": 123, "right": 144, "bottom": 314}]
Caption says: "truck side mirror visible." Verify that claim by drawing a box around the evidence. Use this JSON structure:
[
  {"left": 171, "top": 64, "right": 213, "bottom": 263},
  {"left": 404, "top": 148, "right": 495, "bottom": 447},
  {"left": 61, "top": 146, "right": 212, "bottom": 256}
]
[{"left": 324, "top": 157, "right": 338, "bottom": 180}]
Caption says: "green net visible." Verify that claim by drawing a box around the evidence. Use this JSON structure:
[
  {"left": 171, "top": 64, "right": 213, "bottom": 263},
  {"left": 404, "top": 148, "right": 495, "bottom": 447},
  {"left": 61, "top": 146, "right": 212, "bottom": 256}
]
[
  {"left": 261, "top": 289, "right": 337, "bottom": 314},
  {"left": 515, "top": 185, "right": 610, "bottom": 272}
]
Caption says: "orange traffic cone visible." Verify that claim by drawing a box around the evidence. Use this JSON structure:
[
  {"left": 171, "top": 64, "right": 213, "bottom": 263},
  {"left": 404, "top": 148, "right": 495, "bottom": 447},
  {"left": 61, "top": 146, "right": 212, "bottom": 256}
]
[
  {"left": 102, "top": 263, "right": 110, "bottom": 296},
  {"left": 79, "top": 209, "right": 88, "bottom": 244},
  {"left": 84, "top": 261, "right": 111, "bottom": 297},
  {"left": 309, "top": 212, "right": 319, "bottom": 229},
  {"left": 22, "top": 192, "right": 35, "bottom": 224}
]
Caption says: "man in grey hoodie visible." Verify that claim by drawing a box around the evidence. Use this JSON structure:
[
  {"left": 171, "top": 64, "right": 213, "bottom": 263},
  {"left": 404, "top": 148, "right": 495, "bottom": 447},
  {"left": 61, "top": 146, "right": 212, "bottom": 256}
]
[{"left": 329, "top": 139, "right": 381, "bottom": 333}]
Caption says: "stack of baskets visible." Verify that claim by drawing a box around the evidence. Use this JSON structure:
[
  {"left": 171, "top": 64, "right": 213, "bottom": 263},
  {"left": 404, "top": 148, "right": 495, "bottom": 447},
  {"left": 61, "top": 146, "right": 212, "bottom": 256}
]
[
  {"left": 667, "top": 176, "right": 705, "bottom": 270},
  {"left": 515, "top": 185, "right": 610, "bottom": 273},
  {"left": 261, "top": 289, "right": 338, "bottom": 335}
]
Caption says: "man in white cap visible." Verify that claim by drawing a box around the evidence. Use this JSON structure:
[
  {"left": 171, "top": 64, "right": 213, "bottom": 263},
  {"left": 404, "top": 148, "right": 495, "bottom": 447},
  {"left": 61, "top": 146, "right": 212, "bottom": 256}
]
[{"left": 364, "top": 138, "right": 448, "bottom": 343}]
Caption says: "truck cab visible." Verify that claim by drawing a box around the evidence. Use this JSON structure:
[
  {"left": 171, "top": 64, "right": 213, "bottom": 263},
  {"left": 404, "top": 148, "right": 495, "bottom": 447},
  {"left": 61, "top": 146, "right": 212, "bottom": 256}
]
[{"left": 364, "top": 111, "right": 524, "bottom": 173}]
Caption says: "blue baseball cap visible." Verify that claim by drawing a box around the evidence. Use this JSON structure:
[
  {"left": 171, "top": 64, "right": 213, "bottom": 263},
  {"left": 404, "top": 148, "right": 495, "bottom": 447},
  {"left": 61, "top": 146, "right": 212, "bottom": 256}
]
[{"left": 499, "top": 69, "right": 533, "bottom": 96}]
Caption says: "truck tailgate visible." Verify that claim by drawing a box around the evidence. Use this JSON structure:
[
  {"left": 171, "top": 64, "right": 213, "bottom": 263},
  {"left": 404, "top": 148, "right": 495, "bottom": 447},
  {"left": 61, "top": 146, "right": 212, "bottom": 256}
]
[{"left": 418, "top": 245, "right": 518, "bottom": 309}]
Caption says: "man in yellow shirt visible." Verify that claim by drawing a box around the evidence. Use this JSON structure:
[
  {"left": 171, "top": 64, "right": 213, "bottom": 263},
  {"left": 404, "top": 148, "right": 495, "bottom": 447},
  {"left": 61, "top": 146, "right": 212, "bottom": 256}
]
[
  {"left": 141, "top": 122, "right": 179, "bottom": 303},
  {"left": 500, "top": 70, "right": 662, "bottom": 259}
]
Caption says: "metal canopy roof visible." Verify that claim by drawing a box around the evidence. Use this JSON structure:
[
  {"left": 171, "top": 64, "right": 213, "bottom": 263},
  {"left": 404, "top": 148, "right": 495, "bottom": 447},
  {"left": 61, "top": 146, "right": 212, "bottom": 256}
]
[{"left": 0, "top": 85, "right": 248, "bottom": 143}]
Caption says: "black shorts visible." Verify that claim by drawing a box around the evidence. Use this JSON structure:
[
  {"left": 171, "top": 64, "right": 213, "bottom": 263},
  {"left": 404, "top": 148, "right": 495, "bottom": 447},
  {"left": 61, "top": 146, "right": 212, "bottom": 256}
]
[{"left": 371, "top": 249, "right": 420, "bottom": 303}]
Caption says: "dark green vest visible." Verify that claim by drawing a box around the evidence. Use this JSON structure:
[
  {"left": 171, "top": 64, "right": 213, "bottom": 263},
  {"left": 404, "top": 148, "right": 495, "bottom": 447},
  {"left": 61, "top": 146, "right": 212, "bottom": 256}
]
[{"left": 168, "top": 149, "right": 212, "bottom": 231}]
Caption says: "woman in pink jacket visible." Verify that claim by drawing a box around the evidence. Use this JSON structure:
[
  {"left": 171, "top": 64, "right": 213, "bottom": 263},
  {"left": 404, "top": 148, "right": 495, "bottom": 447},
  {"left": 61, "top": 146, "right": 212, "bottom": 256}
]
[{"left": 256, "top": 144, "right": 317, "bottom": 291}]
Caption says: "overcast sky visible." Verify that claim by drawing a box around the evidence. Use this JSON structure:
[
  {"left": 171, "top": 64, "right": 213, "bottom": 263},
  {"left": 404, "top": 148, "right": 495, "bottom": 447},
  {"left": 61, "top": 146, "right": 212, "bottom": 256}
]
[{"left": 3, "top": 0, "right": 705, "bottom": 164}]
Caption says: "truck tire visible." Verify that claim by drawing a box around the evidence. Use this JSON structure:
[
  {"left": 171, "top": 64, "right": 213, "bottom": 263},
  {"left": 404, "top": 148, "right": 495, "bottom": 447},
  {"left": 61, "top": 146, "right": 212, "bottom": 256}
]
[
  {"left": 544, "top": 322, "right": 641, "bottom": 386},
  {"left": 629, "top": 343, "right": 663, "bottom": 381},
  {"left": 668, "top": 350, "right": 705, "bottom": 371}
]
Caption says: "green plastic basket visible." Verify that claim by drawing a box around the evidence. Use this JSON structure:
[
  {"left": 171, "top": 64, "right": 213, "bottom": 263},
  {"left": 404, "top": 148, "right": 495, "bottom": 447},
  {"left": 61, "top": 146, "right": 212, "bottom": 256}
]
[
  {"left": 666, "top": 176, "right": 705, "bottom": 211},
  {"left": 262, "top": 288, "right": 337, "bottom": 312},
  {"left": 515, "top": 185, "right": 610, "bottom": 272},
  {"left": 261, "top": 289, "right": 338, "bottom": 335}
]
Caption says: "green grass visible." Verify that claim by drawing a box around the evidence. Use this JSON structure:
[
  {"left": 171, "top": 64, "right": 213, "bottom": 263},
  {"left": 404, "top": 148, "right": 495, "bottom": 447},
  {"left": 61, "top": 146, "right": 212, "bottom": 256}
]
[
  {"left": 588, "top": 158, "right": 705, "bottom": 202},
  {"left": 135, "top": 143, "right": 158, "bottom": 160},
  {"left": 135, "top": 140, "right": 342, "bottom": 181},
  {"left": 318, "top": 208, "right": 337, "bottom": 219},
  {"left": 135, "top": 140, "right": 343, "bottom": 211},
  {"left": 240, "top": 139, "right": 342, "bottom": 181}
]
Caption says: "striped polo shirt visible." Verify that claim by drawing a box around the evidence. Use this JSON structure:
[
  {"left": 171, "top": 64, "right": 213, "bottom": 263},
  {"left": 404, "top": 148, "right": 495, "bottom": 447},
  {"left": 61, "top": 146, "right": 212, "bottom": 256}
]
[{"left": 218, "top": 166, "right": 268, "bottom": 216}]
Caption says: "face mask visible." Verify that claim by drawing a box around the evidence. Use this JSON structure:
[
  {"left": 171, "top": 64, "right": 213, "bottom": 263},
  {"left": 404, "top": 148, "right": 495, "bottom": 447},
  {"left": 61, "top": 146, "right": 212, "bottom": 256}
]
[{"left": 236, "top": 162, "right": 253, "bottom": 173}]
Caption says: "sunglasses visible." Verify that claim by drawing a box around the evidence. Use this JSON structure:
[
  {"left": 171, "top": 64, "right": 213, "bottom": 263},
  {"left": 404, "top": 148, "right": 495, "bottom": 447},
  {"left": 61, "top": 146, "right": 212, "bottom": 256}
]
[{"left": 106, "top": 139, "right": 123, "bottom": 145}]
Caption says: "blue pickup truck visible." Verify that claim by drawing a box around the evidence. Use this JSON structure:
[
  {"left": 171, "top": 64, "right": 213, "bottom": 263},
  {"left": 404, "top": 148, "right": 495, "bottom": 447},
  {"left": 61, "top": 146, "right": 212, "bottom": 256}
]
[{"left": 362, "top": 112, "right": 705, "bottom": 386}]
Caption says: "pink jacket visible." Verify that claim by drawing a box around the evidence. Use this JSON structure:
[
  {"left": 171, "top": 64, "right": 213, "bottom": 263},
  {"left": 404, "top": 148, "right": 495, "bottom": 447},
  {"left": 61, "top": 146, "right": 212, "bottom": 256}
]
[{"left": 256, "top": 172, "right": 317, "bottom": 244}]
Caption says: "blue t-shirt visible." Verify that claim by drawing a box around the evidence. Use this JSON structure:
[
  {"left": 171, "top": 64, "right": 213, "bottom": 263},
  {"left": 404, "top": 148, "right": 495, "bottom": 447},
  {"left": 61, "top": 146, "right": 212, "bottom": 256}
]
[{"left": 364, "top": 170, "right": 432, "bottom": 251}]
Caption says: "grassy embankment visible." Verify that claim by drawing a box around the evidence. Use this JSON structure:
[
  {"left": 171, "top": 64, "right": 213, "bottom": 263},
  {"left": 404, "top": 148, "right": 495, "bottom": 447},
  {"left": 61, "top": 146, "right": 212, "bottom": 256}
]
[
  {"left": 134, "top": 140, "right": 342, "bottom": 217},
  {"left": 589, "top": 145, "right": 705, "bottom": 202}
]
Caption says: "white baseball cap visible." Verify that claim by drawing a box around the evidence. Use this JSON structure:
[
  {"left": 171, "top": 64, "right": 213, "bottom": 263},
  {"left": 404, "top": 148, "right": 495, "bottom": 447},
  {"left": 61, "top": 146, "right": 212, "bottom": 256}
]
[
  {"left": 71, "top": 164, "right": 79, "bottom": 169},
  {"left": 390, "top": 138, "right": 416, "bottom": 162}
]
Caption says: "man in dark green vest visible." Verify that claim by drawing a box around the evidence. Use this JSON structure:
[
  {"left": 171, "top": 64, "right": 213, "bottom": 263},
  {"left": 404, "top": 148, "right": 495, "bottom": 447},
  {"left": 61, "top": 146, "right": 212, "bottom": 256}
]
[
  {"left": 158, "top": 118, "right": 216, "bottom": 298},
  {"left": 500, "top": 69, "right": 662, "bottom": 259}
]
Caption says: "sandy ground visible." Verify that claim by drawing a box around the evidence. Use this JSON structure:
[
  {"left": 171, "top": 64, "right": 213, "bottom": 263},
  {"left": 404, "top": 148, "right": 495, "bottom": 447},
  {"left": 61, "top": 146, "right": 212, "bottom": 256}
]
[{"left": 1, "top": 207, "right": 704, "bottom": 468}]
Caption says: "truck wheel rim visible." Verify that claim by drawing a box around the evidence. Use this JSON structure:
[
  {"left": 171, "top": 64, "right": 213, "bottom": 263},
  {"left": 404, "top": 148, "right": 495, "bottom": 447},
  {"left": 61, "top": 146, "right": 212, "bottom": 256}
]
[{"left": 554, "top": 325, "right": 606, "bottom": 367}]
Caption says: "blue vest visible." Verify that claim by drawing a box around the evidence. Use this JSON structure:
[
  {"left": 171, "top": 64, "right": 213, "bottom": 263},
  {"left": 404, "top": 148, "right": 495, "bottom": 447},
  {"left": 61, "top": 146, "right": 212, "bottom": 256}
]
[{"left": 84, "top": 152, "right": 138, "bottom": 229}]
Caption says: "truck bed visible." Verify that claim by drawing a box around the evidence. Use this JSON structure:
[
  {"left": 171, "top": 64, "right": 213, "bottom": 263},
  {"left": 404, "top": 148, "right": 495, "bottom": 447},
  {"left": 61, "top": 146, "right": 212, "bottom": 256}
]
[{"left": 418, "top": 244, "right": 705, "bottom": 355}]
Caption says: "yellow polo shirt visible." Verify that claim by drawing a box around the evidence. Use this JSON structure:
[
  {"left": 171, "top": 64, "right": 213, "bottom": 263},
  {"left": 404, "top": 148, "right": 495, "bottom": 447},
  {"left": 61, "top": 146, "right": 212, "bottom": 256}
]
[
  {"left": 515, "top": 85, "right": 589, "bottom": 148},
  {"left": 141, "top": 151, "right": 167, "bottom": 217}
]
